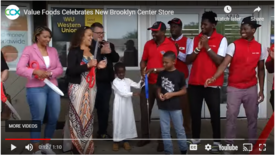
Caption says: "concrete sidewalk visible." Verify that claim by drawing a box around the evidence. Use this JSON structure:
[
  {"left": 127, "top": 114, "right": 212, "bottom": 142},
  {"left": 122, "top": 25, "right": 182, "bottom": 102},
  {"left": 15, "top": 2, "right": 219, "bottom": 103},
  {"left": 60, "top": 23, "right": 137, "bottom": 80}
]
[{"left": 1, "top": 119, "right": 274, "bottom": 154}]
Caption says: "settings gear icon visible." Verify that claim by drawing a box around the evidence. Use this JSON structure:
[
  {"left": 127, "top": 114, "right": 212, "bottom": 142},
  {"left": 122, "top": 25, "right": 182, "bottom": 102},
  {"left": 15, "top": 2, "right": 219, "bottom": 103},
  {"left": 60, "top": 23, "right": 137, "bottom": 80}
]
[{"left": 205, "top": 144, "right": 212, "bottom": 151}]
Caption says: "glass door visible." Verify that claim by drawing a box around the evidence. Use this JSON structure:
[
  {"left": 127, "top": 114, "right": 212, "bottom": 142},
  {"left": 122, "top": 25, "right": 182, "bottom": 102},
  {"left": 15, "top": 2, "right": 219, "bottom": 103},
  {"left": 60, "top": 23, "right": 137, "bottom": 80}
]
[
  {"left": 204, "top": 8, "right": 259, "bottom": 118},
  {"left": 148, "top": 8, "right": 204, "bottom": 118}
]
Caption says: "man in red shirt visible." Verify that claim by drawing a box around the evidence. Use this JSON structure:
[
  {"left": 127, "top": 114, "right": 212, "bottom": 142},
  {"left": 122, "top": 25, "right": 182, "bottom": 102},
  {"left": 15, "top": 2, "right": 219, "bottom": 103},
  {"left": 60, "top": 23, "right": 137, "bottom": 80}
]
[
  {"left": 185, "top": 11, "right": 228, "bottom": 153},
  {"left": 205, "top": 16, "right": 265, "bottom": 149},
  {"left": 138, "top": 21, "right": 178, "bottom": 151},
  {"left": 168, "top": 18, "right": 192, "bottom": 136},
  {"left": 265, "top": 44, "right": 274, "bottom": 110}
]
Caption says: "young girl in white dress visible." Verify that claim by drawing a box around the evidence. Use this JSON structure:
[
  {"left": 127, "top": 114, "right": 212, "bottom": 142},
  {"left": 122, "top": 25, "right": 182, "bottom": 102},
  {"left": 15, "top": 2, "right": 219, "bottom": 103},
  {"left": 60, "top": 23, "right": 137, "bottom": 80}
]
[{"left": 112, "top": 62, "right": 143, "bottom": 151}]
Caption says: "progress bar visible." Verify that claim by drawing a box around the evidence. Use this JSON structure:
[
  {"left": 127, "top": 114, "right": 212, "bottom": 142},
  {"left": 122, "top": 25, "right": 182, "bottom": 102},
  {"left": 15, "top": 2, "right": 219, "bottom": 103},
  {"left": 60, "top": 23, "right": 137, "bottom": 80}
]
[{"left": 5, "top": 138, "right": 270, "bottom": 141}]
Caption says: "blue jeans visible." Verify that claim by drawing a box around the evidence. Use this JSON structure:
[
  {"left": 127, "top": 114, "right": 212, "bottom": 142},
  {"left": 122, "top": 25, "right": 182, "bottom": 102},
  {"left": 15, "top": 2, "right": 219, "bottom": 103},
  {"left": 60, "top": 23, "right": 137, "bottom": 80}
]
[
  {"left": 159, "top": 109, "right": 188, "bottom": 154},
  {"left": 26, "top": 85, "right": 61, "bottom": 143}
]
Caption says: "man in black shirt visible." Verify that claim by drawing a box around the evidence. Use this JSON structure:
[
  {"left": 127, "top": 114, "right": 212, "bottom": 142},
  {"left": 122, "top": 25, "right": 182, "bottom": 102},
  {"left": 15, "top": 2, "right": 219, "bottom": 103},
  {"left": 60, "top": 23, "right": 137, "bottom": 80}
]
[
  {"left": 91, "top": 23, "right": 120, "bottom": 138},
  {"left": 156, "top": 51, "right": 188, "bottom": 154}
]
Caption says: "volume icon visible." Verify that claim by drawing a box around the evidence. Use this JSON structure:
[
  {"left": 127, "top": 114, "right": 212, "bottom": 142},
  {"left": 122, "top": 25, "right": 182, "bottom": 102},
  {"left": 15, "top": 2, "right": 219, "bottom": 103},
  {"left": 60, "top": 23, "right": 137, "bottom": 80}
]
[{"left": 25, "top": 143, "right": 33, "bottom": 151}]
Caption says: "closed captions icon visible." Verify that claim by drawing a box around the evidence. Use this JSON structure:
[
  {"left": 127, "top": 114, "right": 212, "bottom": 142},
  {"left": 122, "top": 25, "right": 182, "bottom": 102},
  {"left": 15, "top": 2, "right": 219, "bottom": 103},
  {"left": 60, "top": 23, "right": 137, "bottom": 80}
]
[
  {"left": 224, "top": 5, "right": 232, "bottom": 13},
  {"left": 189, "top": 144, "right": 198, "bottom": 151}
]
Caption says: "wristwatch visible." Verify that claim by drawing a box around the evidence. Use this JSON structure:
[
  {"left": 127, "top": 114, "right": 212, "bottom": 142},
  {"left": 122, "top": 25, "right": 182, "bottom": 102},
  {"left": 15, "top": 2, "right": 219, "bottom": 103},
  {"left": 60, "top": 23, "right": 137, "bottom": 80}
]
[{"left": 153, "top": 68, "right": 157, "bottom": 73}]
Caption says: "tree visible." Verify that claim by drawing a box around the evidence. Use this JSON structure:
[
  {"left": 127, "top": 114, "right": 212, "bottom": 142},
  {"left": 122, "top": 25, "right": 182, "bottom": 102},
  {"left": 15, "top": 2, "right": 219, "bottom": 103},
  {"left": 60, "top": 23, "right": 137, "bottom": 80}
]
[{"left": 123, "top": 30, "right": 138, "bottom": 39}]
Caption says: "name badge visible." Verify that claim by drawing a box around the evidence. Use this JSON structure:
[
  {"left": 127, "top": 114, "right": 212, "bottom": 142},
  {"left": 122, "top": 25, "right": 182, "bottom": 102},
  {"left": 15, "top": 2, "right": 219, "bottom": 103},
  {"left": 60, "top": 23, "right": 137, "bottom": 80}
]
[{"left": 179, "top": 47, "right": 185, "bottom": 50}]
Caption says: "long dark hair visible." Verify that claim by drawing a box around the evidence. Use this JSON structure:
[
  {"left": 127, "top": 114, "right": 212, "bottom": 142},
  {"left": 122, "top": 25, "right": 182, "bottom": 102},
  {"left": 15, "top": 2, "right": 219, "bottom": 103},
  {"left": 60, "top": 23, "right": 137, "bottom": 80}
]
[{"left": 69, "top": 26, "right": 91, "bottom": 50}]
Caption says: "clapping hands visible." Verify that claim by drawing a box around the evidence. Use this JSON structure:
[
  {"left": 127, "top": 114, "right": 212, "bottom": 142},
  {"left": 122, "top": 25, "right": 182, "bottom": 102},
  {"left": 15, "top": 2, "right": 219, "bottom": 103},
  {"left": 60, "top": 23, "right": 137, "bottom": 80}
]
[
  {"left": 199, "top": 35, "right": 209, "bottom": 50},
  {"left": 159, "top": 92, "right": 174, "bottom": 101}
]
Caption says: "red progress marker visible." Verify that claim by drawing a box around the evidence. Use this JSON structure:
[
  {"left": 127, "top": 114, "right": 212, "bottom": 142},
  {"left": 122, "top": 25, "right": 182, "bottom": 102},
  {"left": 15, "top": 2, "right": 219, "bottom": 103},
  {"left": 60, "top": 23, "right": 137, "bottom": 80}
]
[{"left": 250, "top": 112, "right": 274, "bottom": 154}]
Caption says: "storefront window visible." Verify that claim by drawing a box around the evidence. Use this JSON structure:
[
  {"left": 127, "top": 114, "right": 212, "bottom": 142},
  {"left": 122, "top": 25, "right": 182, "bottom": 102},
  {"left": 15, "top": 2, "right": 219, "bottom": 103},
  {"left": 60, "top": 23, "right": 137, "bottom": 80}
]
[
  {"left": 106, "top": 8, "right": 138, "bottom": 67},
  {"left": 215, "top": 13, "right": 251, "bottom": 103},
  {"left": 156, "top": 14, "right": 199, "bottom": 38},
  {"left": 50, "top": 7, "right": 104, "bottom": 67},
  {"left": 1, "top": 5, "right": 30, "bottom": 70}
]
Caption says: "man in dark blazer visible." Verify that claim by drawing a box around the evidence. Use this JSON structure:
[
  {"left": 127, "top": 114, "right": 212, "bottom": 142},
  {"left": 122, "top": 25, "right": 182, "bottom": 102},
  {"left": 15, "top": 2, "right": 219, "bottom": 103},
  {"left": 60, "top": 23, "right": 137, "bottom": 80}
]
[{"left": 91, "top": 22, "right": 120, "bottom": 138}]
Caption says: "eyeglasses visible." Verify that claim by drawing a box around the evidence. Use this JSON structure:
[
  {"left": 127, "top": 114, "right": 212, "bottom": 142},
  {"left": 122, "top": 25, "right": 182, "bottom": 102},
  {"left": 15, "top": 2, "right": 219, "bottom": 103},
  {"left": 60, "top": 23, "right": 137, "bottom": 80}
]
[{"left": 93, "top": 32, "right": 105, "bottom": 35}]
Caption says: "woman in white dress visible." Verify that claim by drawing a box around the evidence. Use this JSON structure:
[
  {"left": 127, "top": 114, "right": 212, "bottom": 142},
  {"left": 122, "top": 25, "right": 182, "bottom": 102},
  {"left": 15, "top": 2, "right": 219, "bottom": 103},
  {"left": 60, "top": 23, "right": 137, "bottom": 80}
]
[{"left": 112, "top": 62, "right": 143, "bottom": 151}]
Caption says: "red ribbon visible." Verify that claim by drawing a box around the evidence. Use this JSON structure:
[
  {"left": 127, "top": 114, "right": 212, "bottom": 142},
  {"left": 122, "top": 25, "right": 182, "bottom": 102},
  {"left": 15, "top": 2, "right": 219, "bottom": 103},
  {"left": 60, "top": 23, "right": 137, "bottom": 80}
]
[
  {"left": 250, "top": 112, "right": 274, "bottom": 154},
  {"left": 86, "top": 67, "right": 96, "bottom": 88},
  {"left": 1, "top": 82, "right": 7, "bottom": 102}
]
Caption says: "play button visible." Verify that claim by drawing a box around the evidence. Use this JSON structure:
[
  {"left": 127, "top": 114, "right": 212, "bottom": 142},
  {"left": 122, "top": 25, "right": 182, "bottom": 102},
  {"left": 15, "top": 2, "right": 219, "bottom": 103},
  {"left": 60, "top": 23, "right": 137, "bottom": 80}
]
[{"left": 11, "top": 144, "right": 16, "bottom": 151}]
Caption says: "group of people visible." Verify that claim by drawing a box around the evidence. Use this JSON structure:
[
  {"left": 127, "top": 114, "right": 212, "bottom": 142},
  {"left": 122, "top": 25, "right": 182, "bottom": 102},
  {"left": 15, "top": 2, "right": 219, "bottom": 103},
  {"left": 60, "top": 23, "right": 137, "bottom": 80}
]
[{"left": 0, "top": 10, "right": 272, "bottom": 155}]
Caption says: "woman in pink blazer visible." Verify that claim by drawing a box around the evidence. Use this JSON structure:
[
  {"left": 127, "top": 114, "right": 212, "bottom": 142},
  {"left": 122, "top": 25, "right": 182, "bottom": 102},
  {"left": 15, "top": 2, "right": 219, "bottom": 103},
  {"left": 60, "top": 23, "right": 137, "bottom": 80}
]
[{"left": 16, "top": 26, "right": 63, "bottom": 154}]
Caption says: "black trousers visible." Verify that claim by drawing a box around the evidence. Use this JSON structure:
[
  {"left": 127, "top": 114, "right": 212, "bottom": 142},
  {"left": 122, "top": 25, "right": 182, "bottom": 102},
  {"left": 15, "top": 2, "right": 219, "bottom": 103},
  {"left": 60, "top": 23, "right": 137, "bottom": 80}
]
[
  {"left": 188, "top": 85, "right": 221, "bottom": 142},
  {"left": 270, "top": 90, "right": 274, "bottom": 111},
  {"left": 95, "top": 82, "right": 112, "bottom": 135}
]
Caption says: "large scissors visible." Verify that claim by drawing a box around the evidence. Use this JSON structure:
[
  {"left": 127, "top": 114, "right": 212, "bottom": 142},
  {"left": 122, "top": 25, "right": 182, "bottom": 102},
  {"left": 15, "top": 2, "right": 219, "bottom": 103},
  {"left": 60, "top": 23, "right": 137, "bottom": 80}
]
[
  {"left": 141, "top": 67, "right": 150, "bottom": 138},
  {"left": 1, "top": 82, "right": 21, "bottom": 120},
  {"left": 144, "top": 74, "right": 150, "bottom": 137},
  {"left": 86, "top": 67, "right": 96, "bottom": 88},
  {"left": 86, "top": 41, "right": 99, "bottom": 88},
  {"left": 29, "top": 61, "right": 64, "bottom": 96}
]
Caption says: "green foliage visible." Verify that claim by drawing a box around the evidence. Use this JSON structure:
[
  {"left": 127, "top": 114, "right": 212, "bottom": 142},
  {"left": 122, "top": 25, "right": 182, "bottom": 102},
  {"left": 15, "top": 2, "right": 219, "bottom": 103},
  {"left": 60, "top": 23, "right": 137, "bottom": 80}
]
[{"left": 123, "top": 30, "right": 138, "bottom": 39}]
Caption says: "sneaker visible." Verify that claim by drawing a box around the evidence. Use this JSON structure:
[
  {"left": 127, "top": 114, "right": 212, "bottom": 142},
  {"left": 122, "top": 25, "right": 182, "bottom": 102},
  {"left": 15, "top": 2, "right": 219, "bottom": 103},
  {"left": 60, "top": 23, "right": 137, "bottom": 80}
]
[
  {"left": 187, "top": 139, "right": 201, "bottom": 145},
  {"left": 33, "top": 150, "right": 42, "bottom": 154},
  {"left": 40, "top": 143, "right": 56, "bottom": 154},
  {"left": 210, "top": 143, "right": 222, "bottom": 154},
  {"left": 113, "top": 143, "right": 119, "bottom": 151},
  {"left": 123, "top": 142, "right": 131, "bottom": 150},
  {"left": 98, "top": 134, "right": 112, "bottom": 139}
]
